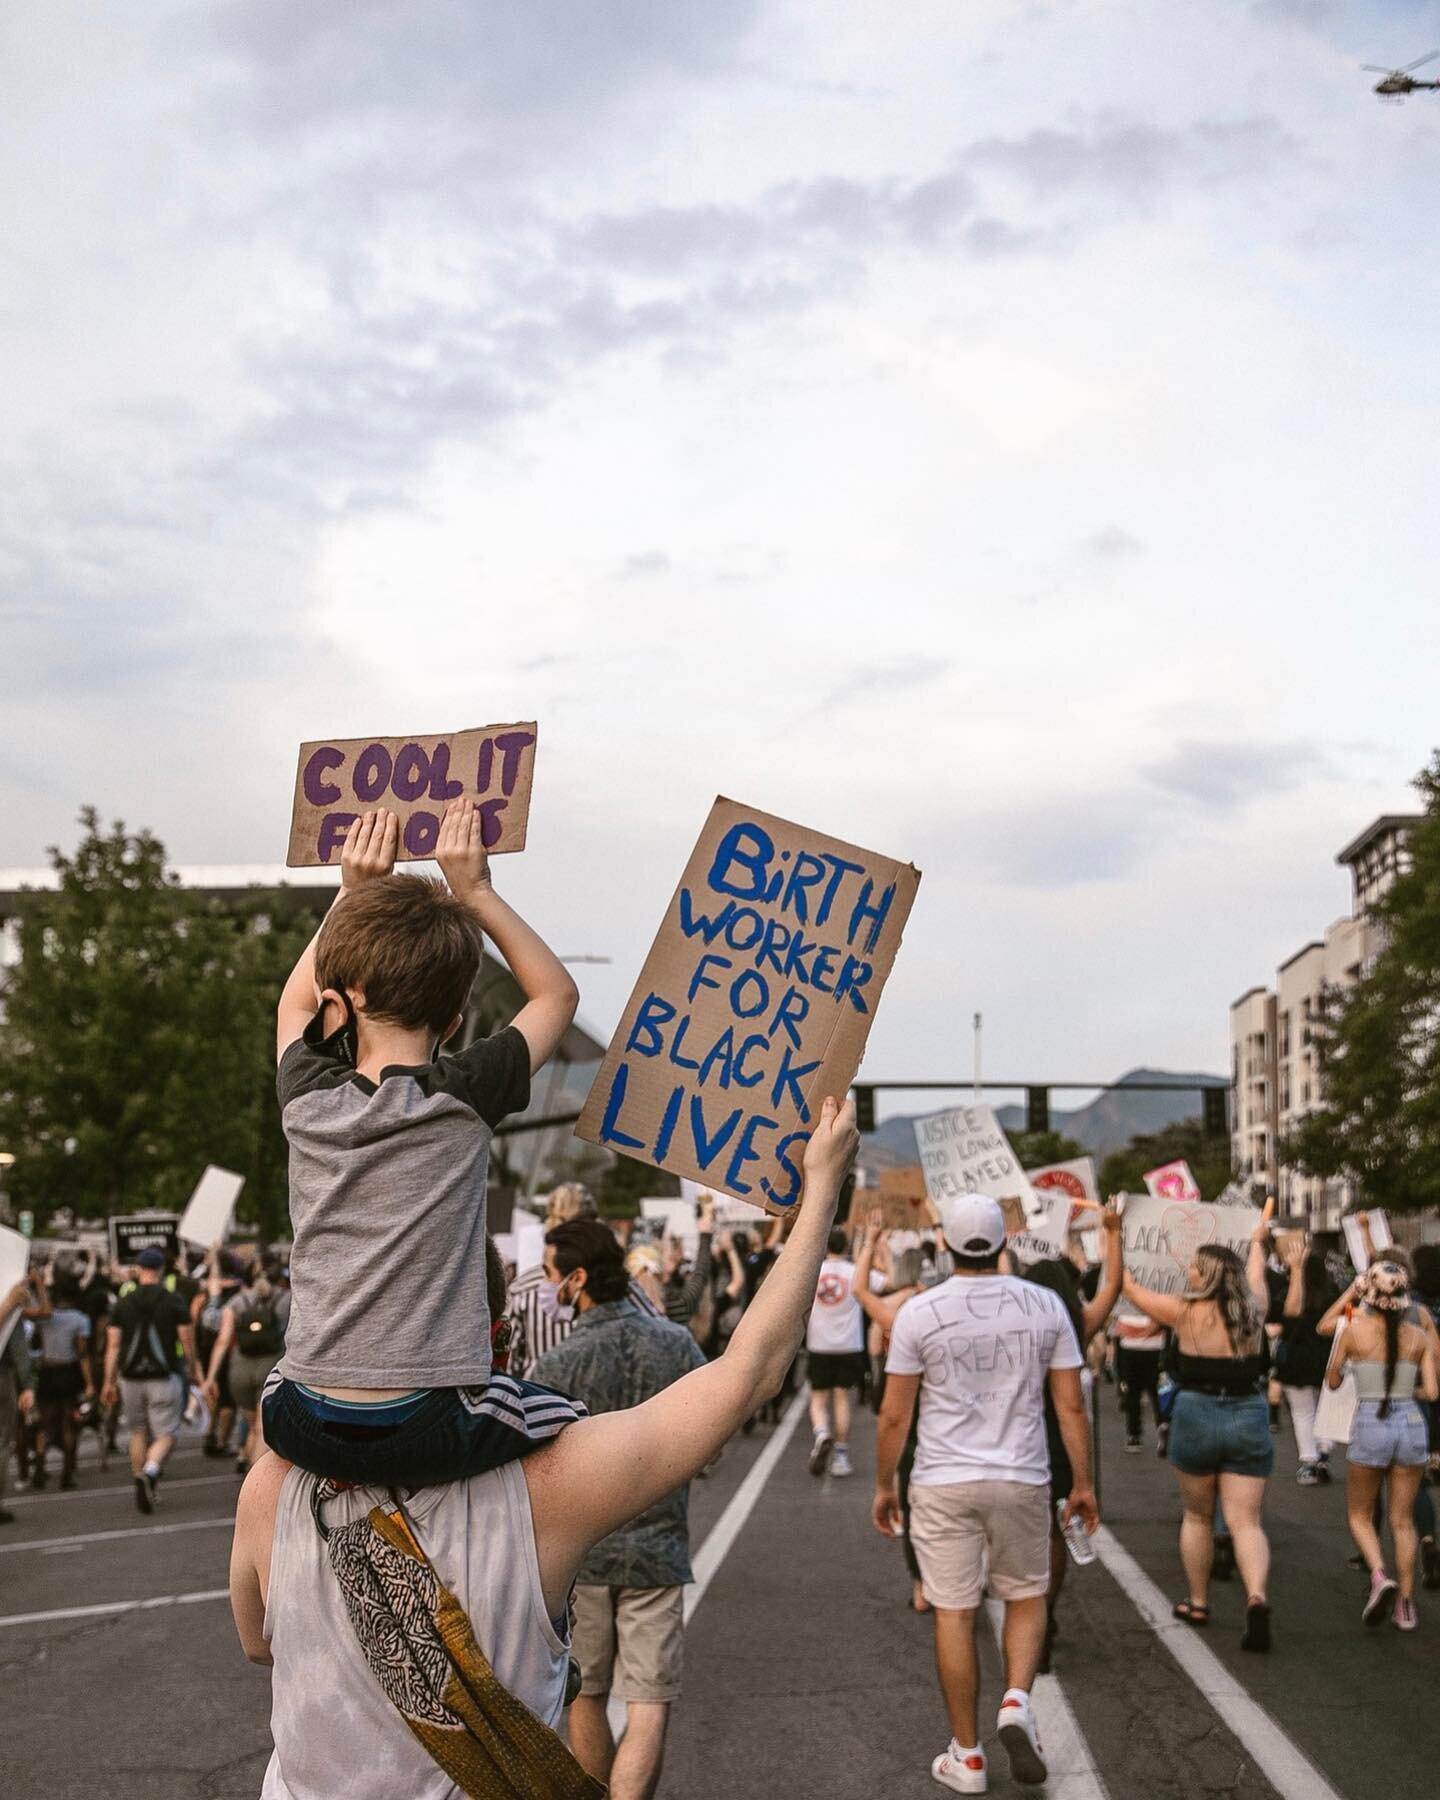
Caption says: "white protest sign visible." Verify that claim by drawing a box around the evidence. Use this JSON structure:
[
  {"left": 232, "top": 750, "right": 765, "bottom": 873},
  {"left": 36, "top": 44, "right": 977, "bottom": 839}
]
[
  {"left": 0, "top": 1225, "right": 30, "bottom": 1357},
  {"left": 915, "top": 1103, "right": 1038, "bottom": 1218},
  {"left": 1007, "top": 1191, "right": 1075, "bottom": 1263},
  {"left": 681, "top": 1177, "right": 765, "bottom": 1229},
  {"left": 178, "top": 1166, "right": 245, "bottom": 1247},
  {"left": 1122, "top": 1193, "right": 1262, "bottom": 1297},
  {"left": 1341, "top": 1209, "right": 1391, "bottom": 1273},
  {"left": 1079, "top": 1227, "right": 1101, "bottom": 1266},
  {"left": 1143, "top": 1159, "right": 1202, "bottom": 1203},
  {"left": 1027, "top": 1157, "right": 1100, "bottom": 1211},
  {"left": 641, "top": 1197, "right": 699, "bottom": 1257},
  {"left": 1213, "top": 1180, "right": 1255, "bottom": 1209},
  {"left": 511, "top": 1207, "right": 546, "bottom": 1277}
]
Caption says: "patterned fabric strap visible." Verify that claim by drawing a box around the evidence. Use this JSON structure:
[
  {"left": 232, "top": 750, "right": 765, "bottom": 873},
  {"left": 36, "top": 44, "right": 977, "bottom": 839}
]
[{"left": 315, "top": 1480, "right": 605, "bottom": 1800}]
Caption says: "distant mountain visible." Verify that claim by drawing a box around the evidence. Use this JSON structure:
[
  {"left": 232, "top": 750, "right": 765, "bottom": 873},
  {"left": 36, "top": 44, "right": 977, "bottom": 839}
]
[{"left": 861, "top": 1068, "right": 1222, "bottom": 1175}]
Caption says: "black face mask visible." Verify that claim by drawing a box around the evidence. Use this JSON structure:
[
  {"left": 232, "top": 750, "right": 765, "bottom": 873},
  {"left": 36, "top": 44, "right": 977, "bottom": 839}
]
[{"left": 305, "top": 989, "right": 359, "bottom": 1067}]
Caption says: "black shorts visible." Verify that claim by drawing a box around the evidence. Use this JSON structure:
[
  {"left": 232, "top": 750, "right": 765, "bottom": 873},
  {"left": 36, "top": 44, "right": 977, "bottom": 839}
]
[
  {"left": 37, "top": 1365, "right": 86, "bottom": 1406},
  {"left": 807, "top": 1350, "right": 868, "bottom": 1392}
]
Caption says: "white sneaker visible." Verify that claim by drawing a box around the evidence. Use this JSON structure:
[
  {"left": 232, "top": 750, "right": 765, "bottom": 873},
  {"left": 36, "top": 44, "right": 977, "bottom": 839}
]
[
  {"left": 808, "top": 1432, "right": 834, "bottom": 1477},
  {"left": 932, "top": 1743, "right": 987, "bottom": 1794},
  {"left": 831, "top": 1445, "right": 853, "bottom": 1477},
  {"left": 997, "top": 1694, "right": 1046, "bottom": 1786}
]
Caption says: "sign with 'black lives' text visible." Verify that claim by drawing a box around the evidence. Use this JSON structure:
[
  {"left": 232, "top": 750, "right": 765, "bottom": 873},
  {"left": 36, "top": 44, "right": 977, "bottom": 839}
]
[
  {"left": 578, "top": 799, "right": 920, "bottom": 1215},
  {"left": 287, "top": 724, "right": 537, "bottom": 867}
]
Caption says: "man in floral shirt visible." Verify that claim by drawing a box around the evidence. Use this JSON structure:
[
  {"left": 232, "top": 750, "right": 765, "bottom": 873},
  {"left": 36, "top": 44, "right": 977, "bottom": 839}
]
[{"left": 533, "top": 1219, "right": 706, "bottom": 1800}]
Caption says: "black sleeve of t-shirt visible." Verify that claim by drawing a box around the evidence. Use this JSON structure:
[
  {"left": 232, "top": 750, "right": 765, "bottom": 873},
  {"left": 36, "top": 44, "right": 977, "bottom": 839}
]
[
  {"left": 166, "top": 1291, "right": 194, "bottom": 1334},
  {"left": 277, "top": 1009, "right": 355, "bottom": 1109},
  {"left": 435, "top": 1026, "right": 532, "bottom": 1130}
]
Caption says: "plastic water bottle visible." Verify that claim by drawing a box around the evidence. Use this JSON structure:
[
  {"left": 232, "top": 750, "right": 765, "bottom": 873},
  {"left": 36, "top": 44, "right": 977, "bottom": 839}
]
[{"left": 1057, "top": 1499, "right": 1097, "bottom": 1566}]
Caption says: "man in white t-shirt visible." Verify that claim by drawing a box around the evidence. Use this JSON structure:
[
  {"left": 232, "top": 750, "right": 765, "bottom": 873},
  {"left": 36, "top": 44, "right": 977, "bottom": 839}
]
[
  {"left": 873, "top": 1194, "right": 1098, "bottom": 1796},
  {"left": 805, "top": 1228, "right": 881, "bottom": 1478}
]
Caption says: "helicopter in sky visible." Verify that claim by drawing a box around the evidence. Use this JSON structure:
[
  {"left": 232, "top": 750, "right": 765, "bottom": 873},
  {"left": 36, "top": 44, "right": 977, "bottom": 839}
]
[{"left": 1363, "top": 50, "right": 1440, "bottom": 98}]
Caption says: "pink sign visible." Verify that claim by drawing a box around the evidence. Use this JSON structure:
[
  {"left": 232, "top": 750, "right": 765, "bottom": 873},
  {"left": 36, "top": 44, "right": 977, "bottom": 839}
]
[{"left": 1143, "top": 1159, "right": 1201, "bottom": 1203}]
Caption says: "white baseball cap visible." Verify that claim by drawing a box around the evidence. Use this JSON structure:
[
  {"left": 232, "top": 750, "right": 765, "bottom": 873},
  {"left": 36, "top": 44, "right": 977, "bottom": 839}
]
[{"left": 939, "top": 1193, "right": 1006, "bottom": 1256}]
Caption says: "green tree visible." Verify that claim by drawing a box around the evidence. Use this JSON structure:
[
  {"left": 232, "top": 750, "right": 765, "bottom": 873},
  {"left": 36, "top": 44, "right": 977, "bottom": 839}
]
[
  {"left": 1010, "top": 1129, "right": 1086, "bottom": 1170},
  {"left": 1099, "top": 1118, "right": 1232, "bottom": 1202},
  {"left": 1288, "top": 754, "right": 1440, "bottom": 1213},
  {"left": 0, "top": 810, "right": 314, "bottom": 1239}
]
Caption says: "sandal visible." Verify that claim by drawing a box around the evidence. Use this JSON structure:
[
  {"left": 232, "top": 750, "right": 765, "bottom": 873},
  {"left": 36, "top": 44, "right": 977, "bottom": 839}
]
[
  {"left": 1172, "top": 1600, "right": 1210, "bottom": 1626},
  {"left": 1241, "top": 1600, "right": 1271, "bottom": 1653}
]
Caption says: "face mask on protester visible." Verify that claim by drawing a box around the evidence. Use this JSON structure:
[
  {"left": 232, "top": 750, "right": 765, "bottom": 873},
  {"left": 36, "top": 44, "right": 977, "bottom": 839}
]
[{"left": 539, "top": 1278, "right": 576, "bottom": 1322}]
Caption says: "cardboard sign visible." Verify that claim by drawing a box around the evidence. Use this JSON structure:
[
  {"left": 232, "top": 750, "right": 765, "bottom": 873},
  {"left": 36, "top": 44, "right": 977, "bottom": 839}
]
[
  {"left": 0, "top": 1224, "right": 29, "bottom": 1357},
  {"left": 1027, "top": 1157, "right": 1099, "bottom": 1211},
  {"left": 287, "top": 723, "right": 538, "bottom": 868},
  {"left": 915, "top": 1103, "right": 1038, "bottom": 1222},
  {"left": 1121, "top": 1193, "right": 1261, "bottom": 1297},
  {"left": 1007, "top": 1191, "right": 1075, "bottom": 1263},
  {"left": 108, "top": 1213, "right": 180, "bottom": 1268},
  {"left": 1143, "top": 1159, "right": 1202, "bottom": 1203},
  {"left": 178, "top": 1166, "right": 245, "bottom": 1248},
  {"left": 577, "top": 798, "right": 920, "bottom": 1215}
]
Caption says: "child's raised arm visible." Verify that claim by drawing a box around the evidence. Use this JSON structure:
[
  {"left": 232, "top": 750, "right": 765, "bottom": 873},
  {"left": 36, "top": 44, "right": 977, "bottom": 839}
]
[
  {"left": 436, "top": 799, "right": 578, "bottom": 1075},
  {"left": 276, "top": 812, "right": 399, "bottom": 1061}
]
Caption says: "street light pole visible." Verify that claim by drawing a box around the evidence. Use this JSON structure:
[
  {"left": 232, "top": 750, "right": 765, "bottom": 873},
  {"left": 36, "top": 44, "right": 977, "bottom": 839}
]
[{"left": 972, "top": 1012, "right": 982, "bottom": 1099}]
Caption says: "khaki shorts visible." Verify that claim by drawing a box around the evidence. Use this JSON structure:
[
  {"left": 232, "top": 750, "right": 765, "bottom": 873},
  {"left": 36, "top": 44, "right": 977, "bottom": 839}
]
[
  {"left": 120, "top": 1376, "right": 184, "bottom": 1442},
  {"left": 908, "top": 1479, "right": 1051, "bottom": 1611},
  {"left": 572, "top": 1584, "right": 685, "bottom": 1703}
]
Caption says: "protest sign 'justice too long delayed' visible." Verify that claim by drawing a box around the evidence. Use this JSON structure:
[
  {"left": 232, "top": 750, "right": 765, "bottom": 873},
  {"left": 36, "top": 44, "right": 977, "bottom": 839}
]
[
  {"left": 287, "top": 724, "right": 538, "bottom": 867},
  {"left": 578, "top": 799, "right": 920, "bottom": 1215}
]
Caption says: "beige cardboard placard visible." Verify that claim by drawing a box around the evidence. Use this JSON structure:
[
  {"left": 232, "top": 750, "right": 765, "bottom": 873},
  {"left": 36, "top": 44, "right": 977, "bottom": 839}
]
[
  {"left": 287, "top": 723, "right": 538, "bottom": 868},
  {"left": 866, "top": 1165, "right": 939, "bottom": 1231},
  {"left": 577, "top": 797, "right": 920, "bottom": 1216}
]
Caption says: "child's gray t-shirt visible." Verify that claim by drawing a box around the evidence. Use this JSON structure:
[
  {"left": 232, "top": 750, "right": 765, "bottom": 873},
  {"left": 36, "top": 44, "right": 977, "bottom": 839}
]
[{"left": 275, "top": 1012, "right": 529, "bottom": 1390}]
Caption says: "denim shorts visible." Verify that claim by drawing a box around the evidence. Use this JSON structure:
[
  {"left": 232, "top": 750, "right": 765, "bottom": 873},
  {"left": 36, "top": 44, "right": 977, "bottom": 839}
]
[
  {"left": 1167, "top": 1389, "right": 1274, "bottom": 1478},
  {"left": 1348, "top": 1399, "right": 1429, "bottom": 1470}
]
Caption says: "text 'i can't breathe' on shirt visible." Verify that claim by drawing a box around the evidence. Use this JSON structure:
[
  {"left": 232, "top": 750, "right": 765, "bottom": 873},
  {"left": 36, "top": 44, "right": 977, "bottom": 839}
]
[{"left": 885, "top": 1274, "right": 1082, "bottom": 1488}]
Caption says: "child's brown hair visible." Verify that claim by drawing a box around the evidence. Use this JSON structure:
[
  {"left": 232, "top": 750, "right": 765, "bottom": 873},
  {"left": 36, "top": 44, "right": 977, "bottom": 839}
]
[{"left": 315, "top": 874, "right": 483, "bottom": 1036}]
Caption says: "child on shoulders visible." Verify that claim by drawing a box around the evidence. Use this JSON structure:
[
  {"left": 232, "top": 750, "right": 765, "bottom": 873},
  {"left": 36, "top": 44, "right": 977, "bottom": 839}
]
[{"left": 261, "top": 800, "right": 586, "bottom": 1487}]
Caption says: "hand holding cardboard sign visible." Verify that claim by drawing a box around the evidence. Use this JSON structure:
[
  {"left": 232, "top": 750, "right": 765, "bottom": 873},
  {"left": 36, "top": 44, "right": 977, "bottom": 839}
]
[
  {"left": 802, "top": 1097, "right": 859, "bottom": 1189},
  {"left": 436, "top": 798, "right": 493, "bottom": 897},
  {"left": 340, "top": 811, "right": 400, "bottom": 889}
]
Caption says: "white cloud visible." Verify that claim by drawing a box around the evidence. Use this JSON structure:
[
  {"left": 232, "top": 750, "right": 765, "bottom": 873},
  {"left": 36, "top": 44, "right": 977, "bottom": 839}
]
[{"left": 2, "top": 0, "right": 1436, "bottom": 1090}]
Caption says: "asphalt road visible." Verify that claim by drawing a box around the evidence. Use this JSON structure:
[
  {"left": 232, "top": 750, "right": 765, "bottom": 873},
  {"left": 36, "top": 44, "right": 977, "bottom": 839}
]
[{"left": 0, "top": 1391, "right": 1433, "bottom": 1798}]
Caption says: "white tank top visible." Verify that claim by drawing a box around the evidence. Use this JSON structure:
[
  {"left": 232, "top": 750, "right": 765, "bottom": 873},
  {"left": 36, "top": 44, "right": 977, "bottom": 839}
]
[{"left": 261, "top": 1463, "right": 570, "bottom": 1799}]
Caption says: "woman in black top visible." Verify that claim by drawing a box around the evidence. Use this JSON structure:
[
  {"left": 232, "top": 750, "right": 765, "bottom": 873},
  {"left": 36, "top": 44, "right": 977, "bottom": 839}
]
[{"left": 1124, "top": 1224, "right": 1274, "bottom": 1652}]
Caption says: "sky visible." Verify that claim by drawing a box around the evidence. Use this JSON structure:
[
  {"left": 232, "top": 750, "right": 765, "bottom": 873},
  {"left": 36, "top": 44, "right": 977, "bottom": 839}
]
[{"left": 3, "top": 0, "right": 1438, "bottom": 1117}]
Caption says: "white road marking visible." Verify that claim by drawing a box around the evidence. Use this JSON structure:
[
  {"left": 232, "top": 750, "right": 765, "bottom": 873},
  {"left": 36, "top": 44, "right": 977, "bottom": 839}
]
[
  {"left": 684, "top": 1390, "right": 807, "bottom": 1625},
  {"left": 0, "top": 1517, "right": 234, "bottom": 1556},
  {"left": 984, "top": 1599, "right": 1110, "bottom": 1800},
  {"left": 607, "top": 1389, "right": 808, "bottom": 1737},
  {"left": 1093, "top": 1526, "right": 1347, "bottom": 1800},
  {"left": 2, "top": 1472, "right": 239, "bottom": 1509},
  {"left": 0, "top": 1588, "right": 230, "bottom": 1630}
]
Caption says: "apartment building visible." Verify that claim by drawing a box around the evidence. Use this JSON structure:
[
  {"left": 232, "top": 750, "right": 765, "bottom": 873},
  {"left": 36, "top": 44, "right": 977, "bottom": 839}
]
[{"left": 1229, "top": 814, "right": 1420, "bottom": 1229}]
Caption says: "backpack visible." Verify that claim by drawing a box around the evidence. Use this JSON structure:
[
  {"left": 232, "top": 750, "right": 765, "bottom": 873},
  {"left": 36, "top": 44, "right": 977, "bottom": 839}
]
[
  {"left": 119, "top": 1291, "right": 175, "bottom": 1382},
  {"left": 233, "top": 1295, "right": 284, "bottom": 1359}
]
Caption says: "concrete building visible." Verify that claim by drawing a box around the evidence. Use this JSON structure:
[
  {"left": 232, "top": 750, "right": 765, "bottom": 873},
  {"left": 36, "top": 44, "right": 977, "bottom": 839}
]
[{"left": 1229, "top": 815, "right": 1421, "bottom": 1229}]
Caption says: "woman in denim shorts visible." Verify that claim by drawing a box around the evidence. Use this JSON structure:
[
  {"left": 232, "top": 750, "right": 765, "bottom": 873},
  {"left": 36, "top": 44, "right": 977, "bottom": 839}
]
[
  {"left": 1322, "top": 1259, "right": 1439, "bottom": 1631},
  {"left": 1123, "top": 1227, "right": 1275, "bottom": 1653}
]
